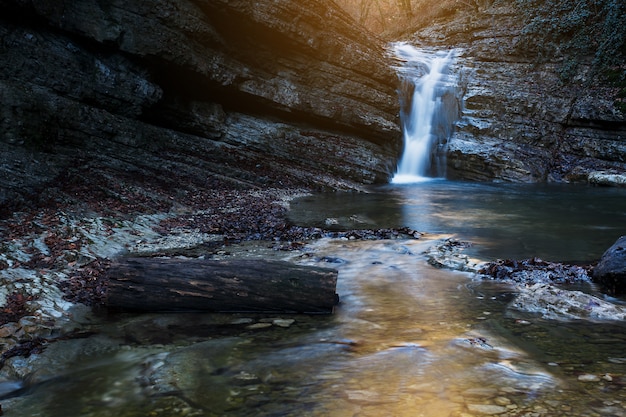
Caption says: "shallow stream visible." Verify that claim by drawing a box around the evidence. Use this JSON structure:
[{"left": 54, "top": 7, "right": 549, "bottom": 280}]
[{"left": 3, "top": 181, "right": 626, "bottom": 416}]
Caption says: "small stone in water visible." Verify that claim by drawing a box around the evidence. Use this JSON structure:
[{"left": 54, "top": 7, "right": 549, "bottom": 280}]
[
  {"left": 578, "top": 374, "right": 600, "bottom": 382},
  {"left": 272, "top": 319, "right": 295, "bottom": 328},
  {"left": 246, "top": 323, "right": 272, "bottom": 329},
  {"left": 235, "top": 371, "right": 259, "bottom": 381},
  {"left": 467, "top": 404, "right": 508, "bottom": 415},
  {"left": 230, "top": 318, "right": 254, "bottom": 325},
  {"left": 494, "top": 396, "right": 511, "bottom": 406}
]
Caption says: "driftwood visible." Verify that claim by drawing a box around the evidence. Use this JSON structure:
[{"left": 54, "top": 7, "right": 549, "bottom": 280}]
[{"left": 106, "top": 258, "right": 339, "bottom": 314}]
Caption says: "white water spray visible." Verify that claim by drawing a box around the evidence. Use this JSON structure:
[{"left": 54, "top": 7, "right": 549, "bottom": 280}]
[{"left": 391, "top": 43, "right": 458, "bottom": 184}]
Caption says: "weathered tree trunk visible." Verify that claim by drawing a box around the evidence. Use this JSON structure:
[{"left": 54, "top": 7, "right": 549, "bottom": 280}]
[{"left": 106, "top": 258, "right": 339, "bottom": 314}]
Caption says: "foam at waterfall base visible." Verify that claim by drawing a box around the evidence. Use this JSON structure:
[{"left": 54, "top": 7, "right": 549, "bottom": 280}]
[{"left": 391, "top": 174, "right": 439, "bottom": 184}]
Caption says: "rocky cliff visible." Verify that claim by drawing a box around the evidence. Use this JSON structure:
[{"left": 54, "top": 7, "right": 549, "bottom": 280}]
[
  {"left": 0, "top": 0, "right": 402, "bottom": 217},
  {"left": 409, "top": 3, "right": 626, "bottom": 184}
]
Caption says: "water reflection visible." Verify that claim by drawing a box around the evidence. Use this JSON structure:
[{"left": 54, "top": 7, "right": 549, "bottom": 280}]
[
  {"left": 297, "top": 239, "right": 562, "bottom": 417},
  {"left": 289, "top": 181, "right": 626, "bottom": 262},
  {"left": 3, "top": 238, "right": 626, "bottom": 416}
]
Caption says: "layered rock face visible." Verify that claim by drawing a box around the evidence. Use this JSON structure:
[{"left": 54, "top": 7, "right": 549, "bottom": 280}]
[
  {"left": 0, "top": 0, "right": 402, "bottom": 216},
  {"left": 410, "top": 5, "right": 626, "bottom": 184}
]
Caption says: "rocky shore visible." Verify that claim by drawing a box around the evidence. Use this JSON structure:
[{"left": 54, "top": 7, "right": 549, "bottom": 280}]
[
  {"left": 0, "top": 182, "right": 425, "bottom": 376},
  {"left": 426, "top": 237, "right": 626, "bottom": 321},
  {"left": 0, "top": 182, "right": 625, "bottom": 417}
]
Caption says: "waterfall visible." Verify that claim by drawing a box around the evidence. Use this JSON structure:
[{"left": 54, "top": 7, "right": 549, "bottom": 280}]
[{"left": 391, "top": 43, "right": 459, "bottom": 184}]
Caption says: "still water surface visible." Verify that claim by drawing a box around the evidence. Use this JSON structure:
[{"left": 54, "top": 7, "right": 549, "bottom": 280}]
[
  {"left": 5, "top": 182, "right": 626, "bottom": 416},
  {"left": 290, "top": 180, "right": 626, "bottom": 262}
]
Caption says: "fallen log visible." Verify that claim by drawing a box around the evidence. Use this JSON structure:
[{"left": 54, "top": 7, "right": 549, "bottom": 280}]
[{"left": 106, "top": 258, "right": 339, "bottom": 314}]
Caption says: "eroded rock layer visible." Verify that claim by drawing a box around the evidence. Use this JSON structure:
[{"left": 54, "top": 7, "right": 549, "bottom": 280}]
[
  {"left": 0, "top": 0, "right": 402, "bottom": 216},
  {"left": 411, "top": 4, "right": 626, "bottom": 184}
]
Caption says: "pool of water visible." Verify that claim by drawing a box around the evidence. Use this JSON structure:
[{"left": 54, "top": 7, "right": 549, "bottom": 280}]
[
  {"left": 2, "top": 182, "right": 626, "bottom": 416},
  {"left": 289, "top": 180, "right": 626, "bottom": 262}
]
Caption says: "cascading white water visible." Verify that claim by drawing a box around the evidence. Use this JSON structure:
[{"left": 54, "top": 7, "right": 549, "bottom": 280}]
[{"left": 391, "top": 43, "right": 458, "bottom": 184}]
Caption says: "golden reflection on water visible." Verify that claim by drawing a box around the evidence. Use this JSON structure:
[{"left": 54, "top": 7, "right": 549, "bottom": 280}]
[
  {"left": 298, "top": 237, "right": 558, "bottom": 416},
  {"left": 6, "top": 237, "right": 625, "bottom": 416}
]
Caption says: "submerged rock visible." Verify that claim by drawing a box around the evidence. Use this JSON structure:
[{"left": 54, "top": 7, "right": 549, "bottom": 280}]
[
  {"left": 593, "top": 236, "right": 626, "bottom": 296},
  {"left": 425, "top": 238, "right": 484, "bottom": 272}
]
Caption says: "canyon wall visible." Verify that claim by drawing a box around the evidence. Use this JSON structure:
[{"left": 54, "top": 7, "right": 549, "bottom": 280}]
[
  {"left": 0, "top": 0, "right": 402, "bottom": 216},
  {"left": 412, "top": 4, "right": 626, "bottom": 184}
]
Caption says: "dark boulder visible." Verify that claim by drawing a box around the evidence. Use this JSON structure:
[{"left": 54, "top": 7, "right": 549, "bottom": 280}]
[{"left": 593, "top": 236, "right": 626, "bottom": 296}]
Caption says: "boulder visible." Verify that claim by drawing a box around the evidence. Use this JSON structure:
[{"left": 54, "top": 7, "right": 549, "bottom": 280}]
[{"left": 593, "top": 236, "right": 626, "bottom": 295}]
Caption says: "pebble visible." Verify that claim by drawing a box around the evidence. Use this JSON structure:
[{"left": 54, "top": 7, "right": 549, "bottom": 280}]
[
  {"left": 272, "top": 319, "right": 295, "bottom": 328},
  {"left": 494, "top": 397, "right": 511, "bottom": 406},
  {"left": 246, "top": 323, "right": 272, "bottom": 329},
  {"left": 467, "top": 404, "right": 508, "bottom": 415},
  {"left": 578, "top": 374, "right": 600, "bottom": 382}
]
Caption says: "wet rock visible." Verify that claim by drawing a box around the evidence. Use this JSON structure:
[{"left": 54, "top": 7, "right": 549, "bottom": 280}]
[
  {"left": 493, "top": 397, "right": 511, "bottom": 406},
  {"left": 426, "top": 238, "right": 484, "bottom": 272},
  {"left": 246, "top": 323, "right": 273, "bottom": 330},
  {"left": 588, "top": 171, "right": 626, "bottom": 187},
  {"left": 509, "top": 283, "right": 626, "bottom": 321},
  {"left": 145, "top": 338, "right": 240, "bottom": 411},
  {"left": 480, "top": 258, "right": 592, "bottom": 285},
  {"left": 466, "top": 403, "right": 508, "bottom": 415},
  {"left": 578, "top": 374, "right": 600, "bottom": 382},
  {"left": 593, "top": 236, "right": 626, "bottom": 296},
  {"left": 271, "top": 319, "right": 295, "bottom": 328}
]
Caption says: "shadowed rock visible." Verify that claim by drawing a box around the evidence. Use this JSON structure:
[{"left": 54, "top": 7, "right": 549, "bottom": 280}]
[
  {"left": 0, "top": 0, "right": 402, "bottom": 216},
  {"left": 593, "top": 236, "right": 626, "bottom": 296}
]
